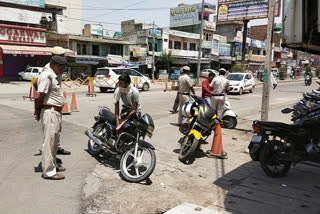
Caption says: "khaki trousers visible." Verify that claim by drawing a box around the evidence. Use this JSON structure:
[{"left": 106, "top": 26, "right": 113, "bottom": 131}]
[
  {"left": 211, "top": 96, "right": 225, "bottom": 120},
  {"left": 178, "top": 94, "right": 190, "bottom": 124},
  {"left": 41, "top": 109, "right": 62, "bottom": 177}
]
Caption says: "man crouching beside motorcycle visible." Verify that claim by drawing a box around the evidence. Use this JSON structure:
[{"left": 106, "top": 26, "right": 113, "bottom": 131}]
[{"left": 114, "top": 74, "right": 142, "bottom": 132}]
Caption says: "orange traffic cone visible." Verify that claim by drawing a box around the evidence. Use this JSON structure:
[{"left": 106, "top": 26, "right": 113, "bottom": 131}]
[
  {"left": 71, "top": 92, "right": 79, "bottom": 112},
  {"left": 62, "top": 91, "right": 71, "bottom": 115},
  {"left": 206, "top": 123, "right": 227, "bottom": 159}
]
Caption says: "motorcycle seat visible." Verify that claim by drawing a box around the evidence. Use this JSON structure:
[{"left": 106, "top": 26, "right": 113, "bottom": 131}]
[
  {"left": 309, "top": 94, "right": 320, "bottom": 101},
  {"left": 255, "top": 120, "right": 300, "bottom": 131}
]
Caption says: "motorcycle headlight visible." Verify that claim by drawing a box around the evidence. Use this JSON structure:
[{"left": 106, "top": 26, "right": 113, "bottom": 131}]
[{"left": 147, "top": 125, "right": 154, "bottom": 138}]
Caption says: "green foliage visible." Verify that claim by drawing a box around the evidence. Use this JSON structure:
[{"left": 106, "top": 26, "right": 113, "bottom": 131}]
[
  {"left": 158, "top": 51, "right": 175, "bottom": 65},
  {"left": 232, "top": 64, "right": 242, "bottom": 72},
  {"left": 316, "top": 66, "right": 320, "bottom": 77},
  {"left": 305, "top": 65, "right": 312, "bottom": 73}
]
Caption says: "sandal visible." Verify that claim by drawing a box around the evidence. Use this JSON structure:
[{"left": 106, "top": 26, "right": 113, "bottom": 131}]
[{"left": 42, "top": 173, "right": 65, "bottom": 180}]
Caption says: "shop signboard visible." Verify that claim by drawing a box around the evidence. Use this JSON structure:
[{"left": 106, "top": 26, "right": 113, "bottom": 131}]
[
  {"left": 251, "top": 39, "right": 266, "bottom": 48},
  {"left": 0, "top": 24, "right": 46, "bottom": 46},
  {"left": 204, "top": 21, "right": 216, "bottom": 31},
  {"left": 1, "top": 0, "right": 45, "bottom": 8},
  {"left": 147, "top": 29, "right": 162, "bottom": 38},
  {"left": 170, "top": 4, "right": 200, "bottom": 28},
  {"left": 219, "top": 43, "right": 231, "bottom": 56},
  {"left": 103, "top": 30, "right": 123, "bottom": 40},
  {"left": 250, "top": 54, "right": 265, "bottom": 62},
  {"left": 212, "top": 35, "right": 220, "bottom": 56},
  {"left": 91, "top": 25, "right": 103, "bottom": 36},
  {"left": 170, "top": 30, "right": 200, "bottom": 39},
  {"left": 75, "top": 57, "right": 101, "bottom": 65},
  {"left": 107, "top": 54, "right": 123, "bottom": 65},
  {"left": 202, "top": 40, "right": 212, "bottom": 49}
]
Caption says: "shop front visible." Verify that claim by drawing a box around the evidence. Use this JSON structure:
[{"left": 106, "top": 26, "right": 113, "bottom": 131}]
[{"left": 0, "top": 24, "right": 48, "bottom": 80}]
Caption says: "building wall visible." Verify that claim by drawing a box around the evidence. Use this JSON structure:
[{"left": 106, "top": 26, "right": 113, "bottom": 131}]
[{"left": 46, "top": 0, "right": 82, "bottom": 35}]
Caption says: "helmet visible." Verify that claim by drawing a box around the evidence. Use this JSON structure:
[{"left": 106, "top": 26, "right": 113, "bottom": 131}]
[{"left": 181, "top": 101, "right": 196, "bottom": 118}]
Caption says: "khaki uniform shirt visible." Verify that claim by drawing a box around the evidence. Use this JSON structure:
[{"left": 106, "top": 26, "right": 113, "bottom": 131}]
[
  {"left": 210, "top": 75, "right": 229, "bottom": 95},
  {"left": 37, "top": 65, "right": 65, "bottom": 107},
  {"left": 178, "top": 74, "right": 193, "bottom": 94}
]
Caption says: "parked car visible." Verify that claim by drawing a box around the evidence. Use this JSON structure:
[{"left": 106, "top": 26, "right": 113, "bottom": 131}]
[
  {"left": 201, "top": 69, "right": 219, "bottom": 78},
  {"left": 94, "top": 67, "right": 151, "bottom": 93},
  {"left": 18, "top": 67, "right": 43, "bottom": 81},
  {"left": 227, "top": 72, "right": 255, "bottom": 95}
]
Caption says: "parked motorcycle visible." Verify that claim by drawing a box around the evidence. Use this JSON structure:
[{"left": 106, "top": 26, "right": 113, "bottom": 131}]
[
  {"left": 221, "top": 97, "right": 237, "bottom": 129},
  {"left": 85, "top": 106, "right": 156, "bottom": 183},
  {"left": 179, "top": 95, "right": 217, "bottom": 163},
  {"left": 248, "top": 119, "right": 320, "bottom": 177}
]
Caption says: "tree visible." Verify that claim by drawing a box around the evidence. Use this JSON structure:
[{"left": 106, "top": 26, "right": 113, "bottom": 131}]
[
  {"left": 158, "top": 51, "right": 175, "bottom": 67},
  {"left": 232, "top": 64, "right": 242, "bottom": 72},
  {"left": 305, "top": 65, "right": 312, "bottom": 73}
]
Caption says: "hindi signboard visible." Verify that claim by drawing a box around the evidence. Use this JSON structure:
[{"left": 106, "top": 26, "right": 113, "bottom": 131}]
[
  {"left": 1, "top": 0, "right": 45, "bottom": 8},
  {"left": 170, "top": 4, "right": 200, "bottom": 28}
]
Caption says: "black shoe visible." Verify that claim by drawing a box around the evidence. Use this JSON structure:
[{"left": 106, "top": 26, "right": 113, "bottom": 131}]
[
  {"left": 169, "top": 110, "right": 179, "bottom": 114},
  {"left": 57, "top": 149, "right": 71, "bottom": 155}
]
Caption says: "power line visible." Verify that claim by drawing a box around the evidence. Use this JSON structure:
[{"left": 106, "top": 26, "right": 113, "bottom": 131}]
[
  {"left": 86, "top": 0, "right": 147, "bottom": 20},
  {"left": 66, "top": 7, "right": 170, "bottom": 11}
]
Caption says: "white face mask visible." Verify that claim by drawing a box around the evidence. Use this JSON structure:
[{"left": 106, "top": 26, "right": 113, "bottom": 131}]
[{"left": 119, "top": 86, "right": 130, "bottom": 94}]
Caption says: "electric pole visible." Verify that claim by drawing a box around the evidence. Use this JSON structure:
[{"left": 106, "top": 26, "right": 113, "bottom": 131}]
[
  {"left": 152, "top": 21, "right": 156, "bottom": 81},
  {"left": 196, "top": 0, "right": 205, "bottom": 86},
  {"left": 261, "top": 0, "right": 276, "bottom": 121},
  {"left": 241, "top": 20, "right": 249, "bottom": 72}
]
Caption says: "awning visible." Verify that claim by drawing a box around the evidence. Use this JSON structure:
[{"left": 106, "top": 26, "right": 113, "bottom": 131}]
[
  {"left": 0, "top": 45, "right": 75, "bottom": 56},
  {"left": 173, "top": 57, "right": 211, "bottom": 65}
]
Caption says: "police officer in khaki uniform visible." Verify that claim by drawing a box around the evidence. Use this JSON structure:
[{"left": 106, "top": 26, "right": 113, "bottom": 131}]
[
  {"left": 34, "top": 46, "right": 71, "bottom": 156},
  {"left": 210, "top": 68, "right": 230, "bottom": 120},
  {"left": 177, "top": 66, "right": 195, "bottom": 125},
  {"left": 34, "top": 56, "right": 67, "bottom": 180}
]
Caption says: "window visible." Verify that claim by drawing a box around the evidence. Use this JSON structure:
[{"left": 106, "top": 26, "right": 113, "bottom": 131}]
[
  {"left": 128, "top": 69, "right": 141, "bottom": 76},
  {"left": 92, "top": 45, "right": 100, "bottom": 56},
  {"left": 183, "top": 42, "right": 188, "bottom": 50},
  {"left": 148, "top": 43, "right": 152, "bottom": 51},
  {"left": 164, "top": 39, "right": 168, "bottom": 42},
  {"left": 95, "top": 69, "right": 110, "bottom": 75},
  {"left": 174, "top": 41, "right": 181, "bottom": 50},
  {"left": 77, "top": 44, "right": 81, "bottom": 54},
  {"left": 245, "top": 74, "right": 252, "bottom": 80},
  {"left": 112, "top": 69, "right": 125, "bottom": 75},
  {"left": 263, "top": 50, "right": 266, "bottom": 56},
  {"left": 169, "top": 40, "right": 173, "bottom": 49},
  {"left": 33, "top": 69, "right": 39, "bottom": 73},
  {"left": 82, "top": 44, "right": 87, "bottom": 55},
  {"left": 155, "top": 43, "right": 158, "bottom": 52},
  {"left": 190, "top": 43, "right": 196, "bottom": 51},
  {"left": 25, "top": 68, "right": 32, "bottom": 73}
]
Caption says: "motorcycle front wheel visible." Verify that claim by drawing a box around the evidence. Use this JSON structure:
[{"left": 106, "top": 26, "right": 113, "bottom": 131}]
[
  {"left": 120, "top": 147, "right": 156, "bottom": 183},
  {"left": 260, "top": 140, "right": 291, "bottom": 178},
  {"left": 87, "top": 123, "right": 104, "bottom": 156},
  {"left": 179, "top": 135, "right": 199, "bottom": 164}
]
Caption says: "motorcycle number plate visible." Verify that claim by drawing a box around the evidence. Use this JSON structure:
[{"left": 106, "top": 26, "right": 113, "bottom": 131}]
[{"left": 251, "top": 135, "right": 262, "bottom": 143}]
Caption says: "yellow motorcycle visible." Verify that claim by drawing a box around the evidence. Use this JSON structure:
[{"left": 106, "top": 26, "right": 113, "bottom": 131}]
[{"left": 179, "top": 95, "right": 217, "bottom": 163}]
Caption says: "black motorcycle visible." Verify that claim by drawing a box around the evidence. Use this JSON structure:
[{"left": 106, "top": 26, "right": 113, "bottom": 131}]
[
  {"left": 248, "top": 120, "right": 320, "bottom": 177},
  {"left": 85, "top": 106, "right": 156, "bottom": 183}
]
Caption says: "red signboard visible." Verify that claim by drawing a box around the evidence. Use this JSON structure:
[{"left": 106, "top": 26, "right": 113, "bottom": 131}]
[
  {"left": 0, "top": 48, "right": 3, "bottom": 78},
  {"left": 0, "top": 24, "right": 46, "bottom": 46}
]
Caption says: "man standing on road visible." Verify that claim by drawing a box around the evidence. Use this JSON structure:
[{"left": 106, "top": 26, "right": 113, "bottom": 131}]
[
  {"left": 34, "top": 46, "right": 71, "bottom": 156},
  {"left": 210, "top": 68, "right": 229, "bottom": 120},
  {"left": 114, "top": 74, "right": 141, "bottom": 132},
  {"left": 202, "top": 72, "right": 215, "bottom": 107},
  {"left": 177, "top": 66, "right": 195, "bottom": 126},
  {"left": 34, "top": 56, "right": 67, "bottom": 180}
]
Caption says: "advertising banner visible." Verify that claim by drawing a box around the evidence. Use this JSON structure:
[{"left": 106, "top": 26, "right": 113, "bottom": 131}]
[
  {"left": 104, "top": 30, "right": 123, "bottom": 40},
  {"left": 219, "top": 43, "right": 231, "bottom": 56},
  {"left": 170, "top": 4, "right": 200, "bottom": 27},
  {"left": 91, "top": 25, "right": 103, "bottom": 36}
]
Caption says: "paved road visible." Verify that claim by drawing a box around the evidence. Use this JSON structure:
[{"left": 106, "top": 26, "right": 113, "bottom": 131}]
[
  {"left": 0, "top": 104, "right": 97, "bottom": 214},
  {"left": 0, "top": 80, "right": 318, "bottom": 214}
]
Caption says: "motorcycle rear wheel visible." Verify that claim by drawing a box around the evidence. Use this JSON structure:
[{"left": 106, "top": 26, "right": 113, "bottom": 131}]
[
  {"left": 87, "top": 124, "right": 104, "bottom": 156},
  {"left": 260, "top": 140, "right": 291, "bottom": 178},
  {"left": 179, "top": 136, "right": 199, "bottom": 164},
  {"left": 120, "top": 147, "right": 156, "bottom": 183}
]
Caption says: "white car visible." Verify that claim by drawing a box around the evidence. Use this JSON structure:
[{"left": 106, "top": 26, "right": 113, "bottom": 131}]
[
  {"left": 227, "top": 73, "right": 255, "bottom": 95},
  {"left": 201, "top": 69, "right": 219, "bottom": 77},
  {"left": 94, "top": 67, "right": 151, "bottom": 93},
  {"left": 18, "top": 67, "right": 43, "bottom": 81}
]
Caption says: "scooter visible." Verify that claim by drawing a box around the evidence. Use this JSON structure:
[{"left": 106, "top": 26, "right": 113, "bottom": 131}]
[{"left": 221, "top": 97, "right": 237, "bottom": 129}]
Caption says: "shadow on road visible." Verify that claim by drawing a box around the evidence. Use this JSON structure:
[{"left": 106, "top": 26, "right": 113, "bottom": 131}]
[{"left": 212, "top": 161, "right": 320, "bottom": 214}]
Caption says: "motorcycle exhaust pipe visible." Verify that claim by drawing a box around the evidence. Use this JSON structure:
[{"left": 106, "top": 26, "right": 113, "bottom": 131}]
[{"left": 85, "top": 130, "right": 104, "bottom": 146}]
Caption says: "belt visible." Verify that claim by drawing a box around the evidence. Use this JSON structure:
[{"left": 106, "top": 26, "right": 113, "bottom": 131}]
[
  {"left": 212, "top": 94, "right": 225, "bottom": 96},
  {"left": 178, "top": 92, "right": 190, "bottom": 95},
  {"left": 42, "top": 105, "right": 62, "bottom": 112}
]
